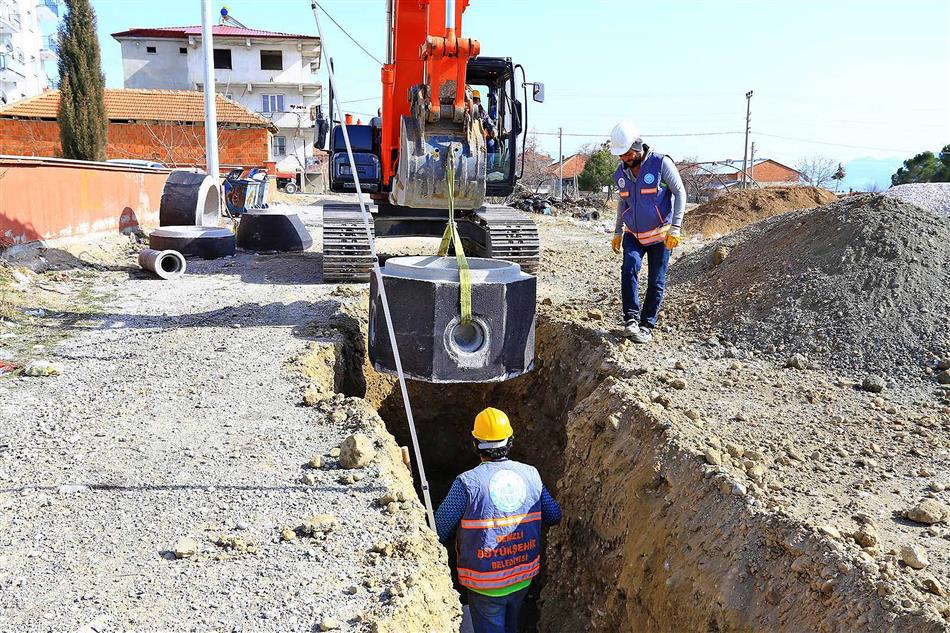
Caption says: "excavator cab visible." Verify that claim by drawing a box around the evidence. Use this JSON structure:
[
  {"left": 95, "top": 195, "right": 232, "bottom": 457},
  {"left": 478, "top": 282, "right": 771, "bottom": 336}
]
[{"left": 466, "top": 57, "right": 521, "bottom": 199}]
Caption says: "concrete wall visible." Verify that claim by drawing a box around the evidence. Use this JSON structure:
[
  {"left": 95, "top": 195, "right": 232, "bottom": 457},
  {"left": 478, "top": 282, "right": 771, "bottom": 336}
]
[
  {"left": 184, "top": 39, "right": 315, "bottom": 86},
  {"left": 0, "top": 118, "right": 270, "bottom": 169},
  {"left": 0, "top": 155, "right": 168, "bottom": 245},
  {"left": 119, "top": 39, "right": 190, "bottom": 89}
]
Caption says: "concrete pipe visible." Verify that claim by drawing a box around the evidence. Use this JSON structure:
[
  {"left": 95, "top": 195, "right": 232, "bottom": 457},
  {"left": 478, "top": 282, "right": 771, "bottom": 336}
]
[
  {"left": 159, "top": 170, "right": 221, "bottom": 227},
  {"left": 138, "top": 248, "right": 187, "bottom": 280}
]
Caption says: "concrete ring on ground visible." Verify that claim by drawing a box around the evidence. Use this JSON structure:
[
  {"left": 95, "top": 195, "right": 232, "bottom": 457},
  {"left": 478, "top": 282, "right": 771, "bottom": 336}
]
[
  {"left": 159, "top": 170, "right": 220, "bottom": 227},
  {"left": 148, "top": 226, "right": 236, "bottom": 260},
  {"left": 137, "top": 248, "right": 187, "bottom": 280},
  {"left": 236, "top": 210, "right": 313, "bottom": 252},
  {"left": 369, "top": 256, "right": 536, "bottom": 383}
]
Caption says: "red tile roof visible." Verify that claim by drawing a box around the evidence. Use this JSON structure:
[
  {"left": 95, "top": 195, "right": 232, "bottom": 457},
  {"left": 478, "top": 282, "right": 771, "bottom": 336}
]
[
  {"left": 0, "top": 89, "right": 278, "bottom": 131},
  {"left": 112, "top": 25, "right": 319, "bottom": 41},
  {"left": 549, "top": 153, "right": 588, "bottom": 179}
]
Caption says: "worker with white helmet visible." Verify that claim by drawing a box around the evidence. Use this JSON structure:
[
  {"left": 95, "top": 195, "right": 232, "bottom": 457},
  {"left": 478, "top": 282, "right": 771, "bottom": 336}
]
[
  {"left": 434, "top": 407, "right": 562, "bottom": 633},
  {"left": 608, "top": 120, "right": 687, "bottom": 342}
]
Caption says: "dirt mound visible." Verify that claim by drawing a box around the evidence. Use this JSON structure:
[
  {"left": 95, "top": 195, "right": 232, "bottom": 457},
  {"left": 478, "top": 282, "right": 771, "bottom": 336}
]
[
  {"left": 685, "top": 186, "right": 837, "bottom": 236},
  {"left": 672, "top": 194, "right": 950, "bottom": 379}
]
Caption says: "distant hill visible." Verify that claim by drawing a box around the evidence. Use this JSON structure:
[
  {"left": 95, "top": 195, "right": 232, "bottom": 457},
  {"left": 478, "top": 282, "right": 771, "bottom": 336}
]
[{"left": 839, "top": 156, "right": 904, "bottom": 192}]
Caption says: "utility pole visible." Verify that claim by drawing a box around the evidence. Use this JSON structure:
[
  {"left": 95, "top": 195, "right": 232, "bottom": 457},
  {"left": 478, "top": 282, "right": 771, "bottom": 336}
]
[
  {"left": 200, "top": 0, "right": 220, "bottom": 196},
  {"left": 741, "top": 90, "right": 753, "bottom": 189},
  {"left": 558, "top": 126, "right": 563, "bottom": 201}
]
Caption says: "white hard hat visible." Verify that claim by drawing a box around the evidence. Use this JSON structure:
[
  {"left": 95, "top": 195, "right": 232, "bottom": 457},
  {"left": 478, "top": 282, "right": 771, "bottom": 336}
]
[{"left": 609, "top": 120, "right": 643, "bottom": 156}]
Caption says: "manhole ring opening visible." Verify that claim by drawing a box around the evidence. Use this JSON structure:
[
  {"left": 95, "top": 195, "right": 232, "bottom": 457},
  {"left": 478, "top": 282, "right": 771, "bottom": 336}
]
[{"left": 449, "top": 320, "right": 486, "bottom": 354}]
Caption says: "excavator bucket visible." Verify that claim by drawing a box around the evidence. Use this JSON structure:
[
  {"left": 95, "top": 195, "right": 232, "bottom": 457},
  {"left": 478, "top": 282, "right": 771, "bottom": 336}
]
[{"left": 389, "top": 115, "right": 486, "bottom": 210}]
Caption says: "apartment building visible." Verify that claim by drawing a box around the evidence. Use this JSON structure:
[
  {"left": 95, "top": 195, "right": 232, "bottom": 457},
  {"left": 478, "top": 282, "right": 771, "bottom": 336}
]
[
  {"left": 0, "top": 0, "right": 59, "bottom": 105},
  {"left": 111, "top": 23, "right": 322, "bottom": 176}
]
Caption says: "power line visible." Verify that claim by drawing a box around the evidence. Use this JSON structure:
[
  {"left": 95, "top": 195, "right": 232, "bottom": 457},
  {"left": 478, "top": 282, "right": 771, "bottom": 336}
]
[
  {"left": 534, "top": 131, "right": 743, "bottom": 138},
  {"left": 340, "top": 96, "right": 381, "bottom": 104},
  {"left": 754, "top": 132, "right": 916, "bottom": 153},
  {"left": 314, "top": 3, "right": 383, "bottom": 66}
]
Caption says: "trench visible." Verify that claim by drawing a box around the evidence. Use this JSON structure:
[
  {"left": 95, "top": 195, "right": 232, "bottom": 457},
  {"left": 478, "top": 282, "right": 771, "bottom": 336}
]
[
  {"left": 341, "top": 311, "right": 607, "bottom": 631},
  {"left": 326, "top": 303, "right": 912, "bottom": 633}
]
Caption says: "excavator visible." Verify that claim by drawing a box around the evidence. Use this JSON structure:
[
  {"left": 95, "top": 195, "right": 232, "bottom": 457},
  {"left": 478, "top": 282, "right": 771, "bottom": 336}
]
[{"left": 322, "top": 0, "right": 545, "bottom": 282}]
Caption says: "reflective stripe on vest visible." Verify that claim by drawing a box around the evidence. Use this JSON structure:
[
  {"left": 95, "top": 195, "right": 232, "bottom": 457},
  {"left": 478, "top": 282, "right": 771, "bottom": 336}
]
[
  {"left": 457, "top": 557, "right": 541, "bottom": 588},
  {"left": 455, "top": 460, "right": 543, "bottom": 591}
]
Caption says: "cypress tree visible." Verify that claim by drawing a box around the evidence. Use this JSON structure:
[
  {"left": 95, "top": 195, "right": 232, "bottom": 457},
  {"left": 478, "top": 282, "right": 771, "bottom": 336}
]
[{"left": 57, "top": 0, "right": 107, "bottom": 161}]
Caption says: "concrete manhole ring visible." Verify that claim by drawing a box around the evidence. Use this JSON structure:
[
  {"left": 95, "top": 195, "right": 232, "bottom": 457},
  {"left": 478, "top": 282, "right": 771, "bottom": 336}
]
[{"left": 148, "top": 226, "right": 236, "bottom": 260}]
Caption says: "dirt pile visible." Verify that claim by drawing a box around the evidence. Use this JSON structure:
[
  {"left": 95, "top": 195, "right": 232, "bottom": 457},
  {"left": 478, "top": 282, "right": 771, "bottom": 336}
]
[
  {"left": 673, "top": 194, "right": 950, "bottom": 380},
  {"left": 685, "top": 186, "right": 837, "bottom": 236},
  {"left": 885, "top": 183, "right": 950, "bottom": 218}
]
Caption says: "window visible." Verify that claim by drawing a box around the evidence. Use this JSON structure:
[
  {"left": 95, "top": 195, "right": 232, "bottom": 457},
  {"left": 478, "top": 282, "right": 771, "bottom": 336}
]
[
  {"left": 179, "top": 47, "right": 187, "bottom": 55},
  {"left": 213, "top": 48, "right": 232, "bottom": 70},
  {"left": 272, "top": 135, "right": 287, "bottom": 157},
  {"left": 146, "top": 46, "right": 156, "bottom": 54},
  {"left": 260, "top": 50, "right": 282, "bottom": 71},
  {"left": 261, "top": 94, "right": 284, "bottom": 113}
]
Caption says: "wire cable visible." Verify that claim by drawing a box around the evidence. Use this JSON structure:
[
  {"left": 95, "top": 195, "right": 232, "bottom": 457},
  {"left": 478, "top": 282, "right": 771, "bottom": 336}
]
[
  {"left": 310, "top": 1, "right": 436, "bottom": 532},
  {"left": 754, "top": 132, "right": 916, "bottom": 154},
  {"left": 314, "top": 2, "right": 384, "bottom": 66},
  {"left": 533, "top": 131, "right": 743, "bottom": 138}
]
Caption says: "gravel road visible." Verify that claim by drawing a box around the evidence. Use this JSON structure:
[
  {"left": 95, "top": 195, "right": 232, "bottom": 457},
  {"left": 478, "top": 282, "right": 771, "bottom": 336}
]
[{"left": 0, "top": 203, "right": 457, "bottom": 632}]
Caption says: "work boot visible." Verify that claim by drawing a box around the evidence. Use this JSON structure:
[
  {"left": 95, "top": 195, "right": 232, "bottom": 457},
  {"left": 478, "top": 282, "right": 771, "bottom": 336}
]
[
  {"left": 630, "top": 326, "right": 653, "bottom": 344},
  {"left": 622, "top": 319, "right": 640, "bottom": 338}
]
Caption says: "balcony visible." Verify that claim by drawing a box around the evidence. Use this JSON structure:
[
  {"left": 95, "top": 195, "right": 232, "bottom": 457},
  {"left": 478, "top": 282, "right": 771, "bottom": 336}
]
[
  {"left": 0, "top": 3, "right": 22, "bottom": 33},
  {"left": 0, "top": 52, "right": 25, "bottom": 81},
  {"left": 37, "top": 0, "right": 58, "bottom": 21},
  {"left": 40, "top": 34, "right": 56, "bottom": 59}
]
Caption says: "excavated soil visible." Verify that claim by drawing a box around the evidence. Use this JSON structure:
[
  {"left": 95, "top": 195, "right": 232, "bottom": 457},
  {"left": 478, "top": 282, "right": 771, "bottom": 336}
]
[
  {"left": 672, "top": 194, "right": 950, "bottom": 380},
  {"left": 5, "top": 198, "right": 950, "bottom": 632},
  {"left": 327, "top": 280, "right": 950, "bottom": 632},
  {"left": 685, "top": 186, "right": 837, "bottom": 237}
]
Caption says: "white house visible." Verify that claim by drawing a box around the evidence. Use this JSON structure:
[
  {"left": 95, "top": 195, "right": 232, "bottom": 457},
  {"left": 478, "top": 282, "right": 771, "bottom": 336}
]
[
  {"left": 111, "top": 23, "right": 322, "bottom": 177},
  {"left": 0, "top": 0, "right": 59, "bottom": 105}
]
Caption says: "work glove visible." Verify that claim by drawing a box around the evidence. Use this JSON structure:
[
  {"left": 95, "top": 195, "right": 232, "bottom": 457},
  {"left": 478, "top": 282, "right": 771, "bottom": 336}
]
[
  {"left": 664, "top": 226, "right": 682, "bottom": 251},
  {"left": 611, "top": 234, "right": 622, "bottom": 255}
]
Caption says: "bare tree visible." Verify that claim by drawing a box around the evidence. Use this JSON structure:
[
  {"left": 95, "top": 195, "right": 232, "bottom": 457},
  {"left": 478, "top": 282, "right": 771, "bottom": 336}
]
[
  {"left": 795, "top": 155, "right": 838, "bottom": 188},
  {"left": 517, "top": 130, "right": 554, "bottom": 193},
  {"left": 864, "top": 181, "right": 884, "bottom": 193}
]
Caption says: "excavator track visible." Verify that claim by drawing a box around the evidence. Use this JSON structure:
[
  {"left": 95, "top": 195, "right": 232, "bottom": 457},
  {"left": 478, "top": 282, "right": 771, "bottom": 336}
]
[
  {"left": 469, "top": 206, "right": 541, "bottom": 274},
  {"left": 322, "top": 203, "right": 375, "bottom": 283}
]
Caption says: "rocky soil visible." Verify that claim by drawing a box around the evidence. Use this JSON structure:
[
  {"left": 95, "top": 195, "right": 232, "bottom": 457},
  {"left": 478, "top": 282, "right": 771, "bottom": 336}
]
[
  {"left": 2, "top": 191, "right": 950, "bottom": 632},
  {"left": 0, "top": 211, "right": 459, "bottom": 633},
  {"left": 672, "top": 194, "right": 950, "bottom": 380},
  {"left": 885, "top": 183, "right": 950, "bottom": 218}
]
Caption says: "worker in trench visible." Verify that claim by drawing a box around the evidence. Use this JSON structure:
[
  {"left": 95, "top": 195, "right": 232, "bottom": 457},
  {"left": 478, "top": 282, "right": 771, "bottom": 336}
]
[
  {"left": 434, "top": 407, "right": 562, "bottom": 633},
  {"left": 609, "top": 120, "right": 687, "bottom": 342}
]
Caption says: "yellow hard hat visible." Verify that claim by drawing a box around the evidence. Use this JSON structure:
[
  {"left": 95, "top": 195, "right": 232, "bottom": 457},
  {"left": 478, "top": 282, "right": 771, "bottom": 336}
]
[
  {"left": 472, "top": 89, "right": 481, "bottom": 100},
  {"left": 472, "top": 407, "right": 513, "bottom": 442}
]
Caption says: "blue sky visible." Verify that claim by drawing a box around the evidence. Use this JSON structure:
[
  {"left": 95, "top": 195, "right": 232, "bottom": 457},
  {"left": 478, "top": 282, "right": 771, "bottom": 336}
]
[{"left": 91, "top": 0, "right": 948, "bottom": 187}]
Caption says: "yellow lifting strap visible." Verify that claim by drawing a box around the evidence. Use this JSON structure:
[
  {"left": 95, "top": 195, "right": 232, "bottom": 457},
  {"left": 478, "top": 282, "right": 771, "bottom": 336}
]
[{"left": 437, "top": 159, "right": 473, "bottom": 325}]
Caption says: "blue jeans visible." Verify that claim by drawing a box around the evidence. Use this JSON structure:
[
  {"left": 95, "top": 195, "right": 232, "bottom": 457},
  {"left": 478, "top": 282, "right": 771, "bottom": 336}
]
[
  {"left": 467, "top": 586, "right": 529, "bottom": 633},
  {"left": 621, "top": 232, "right": 671, "bottom": 328}
]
